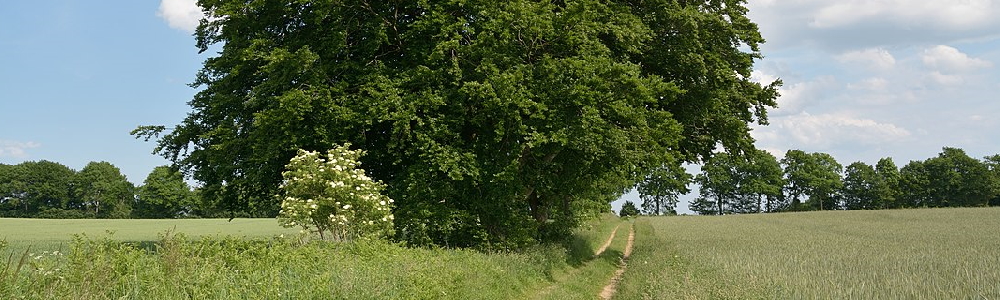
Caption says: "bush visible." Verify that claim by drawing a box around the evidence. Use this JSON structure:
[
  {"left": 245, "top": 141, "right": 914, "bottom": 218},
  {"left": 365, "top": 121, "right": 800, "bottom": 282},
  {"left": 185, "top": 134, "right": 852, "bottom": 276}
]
[
  {"left": 619, "top": 200, "right": 640, "bottom": 218},
  {"left": 277, "top": 145, "right": 394, "bottom": 241}
]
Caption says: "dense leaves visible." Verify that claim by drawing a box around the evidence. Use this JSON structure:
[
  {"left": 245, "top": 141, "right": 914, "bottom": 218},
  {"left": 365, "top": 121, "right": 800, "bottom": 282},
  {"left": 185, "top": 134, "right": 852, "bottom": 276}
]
[
  {"left": 0, "top": 162, "right": 201, "bottom": 219},
  {"left": 134, "top": 166, "right": 197, "bottom": 218},
  {"left": 691, "top": 149, "right": 783, "bottom": 215},
  {"left": 693, "top": 147, "right": 999, "bottom": 215},
  {"left": 137, "top": 0, "right": 778, "bottom": 247}
]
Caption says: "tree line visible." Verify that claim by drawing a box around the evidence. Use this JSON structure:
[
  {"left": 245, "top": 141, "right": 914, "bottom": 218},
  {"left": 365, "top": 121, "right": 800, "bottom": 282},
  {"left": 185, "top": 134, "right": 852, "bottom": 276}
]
[
  {"left": 0, "top": 161, "right": 210, "bottom": 219},
  {"left": 647, "top": 147, "right": 1000, "bottom": 215}
]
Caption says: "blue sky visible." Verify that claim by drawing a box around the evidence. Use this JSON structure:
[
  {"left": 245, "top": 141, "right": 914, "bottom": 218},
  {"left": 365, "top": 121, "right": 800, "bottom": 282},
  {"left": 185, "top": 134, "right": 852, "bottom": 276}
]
[{"left": 2, "top": 1, "right": 999, "bottom": 213}]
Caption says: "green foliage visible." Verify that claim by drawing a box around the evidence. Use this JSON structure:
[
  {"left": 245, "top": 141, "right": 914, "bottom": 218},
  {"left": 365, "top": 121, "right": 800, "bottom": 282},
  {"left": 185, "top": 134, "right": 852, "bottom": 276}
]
[
  {"left": 841, "top": 161, "right": 879, "bottom": 210},
  {"left": 898, "top": 148, "right": 998, "bottom": 208},
  {"left": 278, "top": 146, "right": 394, "bottom": 241},
  {"left": 138, "top": 0, "right": 778, "bottom": 247},
  {"left": 692, "top": 149, "right": 784, "bottom": 215},
  {"left": 134, "top": 166, "right": 196, "bottom": 218},
  {"left": 72, "top": 161, "right": 134, "bottom": 218},
  {"left": 0, "top": 161, "right": 76, "bottom": 217},
  {"left": 781, "top": 150, "right": 843, "bottom": 211},
  {"left": 619, "top": 201, "right": 640, "bottom": 218},
  {"left": 637, "top": 160, "right": 691, "bottom": 215}
]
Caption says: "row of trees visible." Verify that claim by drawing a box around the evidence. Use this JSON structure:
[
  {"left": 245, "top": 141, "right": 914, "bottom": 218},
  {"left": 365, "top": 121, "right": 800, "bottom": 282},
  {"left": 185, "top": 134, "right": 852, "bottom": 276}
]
[
  {"left": 682, "top": 147, "right": 1000, "bottom": 215},
  {"left": 0, "top": 161, "right": 201, "bottom": 219}
]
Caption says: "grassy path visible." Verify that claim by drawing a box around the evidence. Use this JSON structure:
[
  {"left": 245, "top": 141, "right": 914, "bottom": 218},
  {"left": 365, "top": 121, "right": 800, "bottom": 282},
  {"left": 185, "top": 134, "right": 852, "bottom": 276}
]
[
  {"left": 593, "top": 224, "right": 620, "bottom": 257},
  {"left": 599, "top": 224, "right": 634, "bottom": 299},
  {"left": 530, "top": 218, "right": 629, "bottom": 300}
]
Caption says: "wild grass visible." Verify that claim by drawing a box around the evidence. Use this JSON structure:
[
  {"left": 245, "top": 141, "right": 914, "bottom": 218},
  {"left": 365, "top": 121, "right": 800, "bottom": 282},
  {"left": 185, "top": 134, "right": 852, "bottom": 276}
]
[
  {"left": 0, "top": 215, "right": 627, "bottom": 299},
  {"left": 615, "top": 207, "right": 1000, "bottom": 299},
  {"left": 531, "top": 216, "right": 630, "bottom": 300},
  {"left": 0, "top": 218, "right": 298, "bottom": 254}
]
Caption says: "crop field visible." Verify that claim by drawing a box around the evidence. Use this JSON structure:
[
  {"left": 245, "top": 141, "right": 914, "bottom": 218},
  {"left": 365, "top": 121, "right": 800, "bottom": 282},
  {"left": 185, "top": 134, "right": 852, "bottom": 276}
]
[
  {"left": 615, "top": 207, "right": 1000, "bottom": 299},
  {"left": 0, "top": 218, "right": 300, "bottom": 254}
]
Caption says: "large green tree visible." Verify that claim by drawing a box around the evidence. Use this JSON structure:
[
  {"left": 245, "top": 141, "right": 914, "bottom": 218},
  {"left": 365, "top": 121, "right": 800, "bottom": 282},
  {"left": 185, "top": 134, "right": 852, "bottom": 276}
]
[
  {"left": 781, "top": 150, "right": 843, "bottom": 211},
  {"left": 134, "top": 166, "right": 196, "bottom": 219},
  {"left": 637, "top": 160, "right": 691, "bottom": 215},
  {"left": 136, "top": 0, "right": 778, "bottom": 247},
  {"left": 72, "top": 162, "right": 135, "bottom": 218},
  {"left": 841, "top": 161, "right": 878, "bottom": 210},
  {"left": 922, "top": 147, "right": 995, "bottom": 207},
  {"left": 691, "top": 149, "right": 783, "bottom": 215},
  {"left": 873, "top": 157, "right": 901, "bottom": 209},
  {"left": 0, "top": 161, "right": 76, "bottom": 216}
]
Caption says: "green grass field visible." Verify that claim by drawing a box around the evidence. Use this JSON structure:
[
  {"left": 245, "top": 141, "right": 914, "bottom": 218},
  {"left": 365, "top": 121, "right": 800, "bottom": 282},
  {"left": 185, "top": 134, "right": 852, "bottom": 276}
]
[
  {"left": 615, "top": 207, "right": 1000, "bottom": 299},
  {"left": 6, "top": 208, "right": 999, "bottom": 299},
  {"left": 0, "top": 218, "right": 299, "bottom": 254},
  {"left": 0, "top": 215, "right": 628, "bottom": 299}
]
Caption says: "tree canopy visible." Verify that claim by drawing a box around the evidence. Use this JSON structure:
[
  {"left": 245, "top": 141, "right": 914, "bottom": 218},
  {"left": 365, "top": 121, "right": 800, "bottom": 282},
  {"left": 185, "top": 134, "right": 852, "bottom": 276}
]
[{"left": 135, "top": 0, "right": 778, "bottom": 247}]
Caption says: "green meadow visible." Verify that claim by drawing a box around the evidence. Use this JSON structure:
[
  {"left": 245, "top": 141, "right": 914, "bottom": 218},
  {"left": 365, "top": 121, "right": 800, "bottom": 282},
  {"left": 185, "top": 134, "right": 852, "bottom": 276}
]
[
  {"left": 4, "top": 208, "right": 1000, "bottom": 299},
  {"left": 0, "top": 215, "right": 628, "bottom": 299}
]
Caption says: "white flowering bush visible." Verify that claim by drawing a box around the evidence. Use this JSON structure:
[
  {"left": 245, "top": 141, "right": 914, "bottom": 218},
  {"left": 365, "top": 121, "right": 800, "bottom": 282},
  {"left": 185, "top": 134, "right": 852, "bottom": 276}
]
[{"left": 277, "top": 144, "right": 394, "bottom": 241}]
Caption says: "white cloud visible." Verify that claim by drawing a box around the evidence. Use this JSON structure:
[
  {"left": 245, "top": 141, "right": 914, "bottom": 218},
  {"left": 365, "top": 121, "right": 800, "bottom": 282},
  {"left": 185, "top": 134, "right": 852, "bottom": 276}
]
[
  {"left": 810, "top": 1, "right": 994, "bottom": 30},
  {"left": 847, "top": 77, "right": 889, "bottom": 91},
  {"left": 836, "top": 48, "right": 896, "bottom": 70},
  {"left": 770, "top": 76, "right": 838, "bottom": 116},
  {"left": 0, "top": 140, "right": 40, "bottom": 158},
  {"left": 922, "top": 45, "right": 993, "bottom": 73},
  {"left": 926, "top": 71, "right": 965, "bottom": 86},
  {"left": 157, "top": 0, "right": 204, "bottom": 33},
  {"left": 754, "top": 112, "right": 911, "bottom": 149},
  {"left": 747, "top": 0, "right": 1000, "bottom": 50}
]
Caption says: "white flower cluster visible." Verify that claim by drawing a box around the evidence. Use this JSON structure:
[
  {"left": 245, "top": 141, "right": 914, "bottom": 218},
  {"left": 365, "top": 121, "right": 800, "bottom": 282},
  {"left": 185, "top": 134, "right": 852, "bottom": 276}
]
[{"left": 277, "top": 144, "right": 394, "bottom": 241}]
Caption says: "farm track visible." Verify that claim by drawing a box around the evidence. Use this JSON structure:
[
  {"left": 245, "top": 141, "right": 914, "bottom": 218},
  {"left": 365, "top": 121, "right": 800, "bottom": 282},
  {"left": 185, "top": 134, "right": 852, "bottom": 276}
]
[
  {"left": 530, "top": 223, "right": 622, "bottom": 299},
  {"left": 594, "top": 224, "right": 620, "bottom": 257},
  {"left": 599, "top": 224, "right": 634, "bottom": 300}
]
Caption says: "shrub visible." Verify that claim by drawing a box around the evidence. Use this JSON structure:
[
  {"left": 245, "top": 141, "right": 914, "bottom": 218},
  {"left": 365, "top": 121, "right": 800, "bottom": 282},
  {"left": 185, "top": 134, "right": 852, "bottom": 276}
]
[{"left": 277, "top": 145, "right": 394, "bottom": 241}]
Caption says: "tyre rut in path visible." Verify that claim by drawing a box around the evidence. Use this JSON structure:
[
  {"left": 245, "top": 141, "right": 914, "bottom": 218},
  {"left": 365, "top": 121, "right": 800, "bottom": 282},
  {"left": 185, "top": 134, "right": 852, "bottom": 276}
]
[
  {"left": 531, "top": 224, "right": 621, "bottom": 299},
  {"left": 593, "top": 224, "right": 620, "bottom": 257},
  {"left": 598, "top": 224, "right": 634, "bottom": 300}
]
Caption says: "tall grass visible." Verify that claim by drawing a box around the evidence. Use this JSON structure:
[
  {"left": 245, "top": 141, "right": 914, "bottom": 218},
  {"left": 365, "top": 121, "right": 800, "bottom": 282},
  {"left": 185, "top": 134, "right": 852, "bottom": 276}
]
[
  {"left": 616, "top": 207, "right": 1000, "bottom": 299},
  {"left": 0, "top": 215, "right": 628, "bottom": 299},
  {"left": 0, "top": 218, "right": 298, "bottom": 254}
]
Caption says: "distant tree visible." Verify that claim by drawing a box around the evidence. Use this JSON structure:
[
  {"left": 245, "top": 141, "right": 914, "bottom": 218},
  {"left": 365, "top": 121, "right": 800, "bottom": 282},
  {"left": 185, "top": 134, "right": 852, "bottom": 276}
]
[
  {"left": 693, "top": 153, "right": 738, "bottom": 215},
  {"left": 619, "top": 201, "right": 640, "bottom": 218},
  {"left": 781, "top": 151, "right": 843, "bottom": 210},
  {"left": 898, "top": 160, "right": 931, "bottom": 207},
  {"left": 134, "top": 166, "right": 196, "bottom": 218},
  {"left": 0, "top": 161, "right": 76, "bottom": 216},
  {"left": 73, "top": 162, "right": 134, "bottom": 218},
  {"left": 692, "top": 149, "right": 783, "bottom": 215},
  {"left": 922, "top": 147, "right": 995, "bottom": 207},
  {"left": 740, "top": 150, "right": 785, "bottom": 213},
  {"left": 873, "top": 158, "right": 901, "bottom": 209},
  {"left": 841, "top": 162, "right": 878, "bottom": 210},
  {"left": 637, "top": 160, "right": 691, "bottom": 215},
  {"left": 983, "top": 155, "right": 1000, "bottom": 206}
]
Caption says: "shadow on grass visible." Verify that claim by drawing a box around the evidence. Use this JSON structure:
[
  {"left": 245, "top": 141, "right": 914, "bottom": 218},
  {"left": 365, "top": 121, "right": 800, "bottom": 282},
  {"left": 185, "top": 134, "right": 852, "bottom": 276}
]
[{"left": 562, "top": 234, "right": 597, "bottom": 267}]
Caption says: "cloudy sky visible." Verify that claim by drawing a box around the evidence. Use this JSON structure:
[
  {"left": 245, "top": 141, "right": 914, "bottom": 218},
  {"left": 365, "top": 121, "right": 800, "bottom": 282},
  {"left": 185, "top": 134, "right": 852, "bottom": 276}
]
[{"left": 2, "top": 1, "right": 999, "bottom": 212}]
